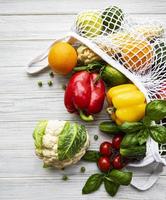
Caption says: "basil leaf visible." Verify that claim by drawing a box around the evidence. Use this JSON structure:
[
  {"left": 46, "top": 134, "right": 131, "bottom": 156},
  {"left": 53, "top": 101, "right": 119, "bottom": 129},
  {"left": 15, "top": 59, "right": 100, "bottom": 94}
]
[
  {"left": 146, "top": 100, "right": 166, "bottom": 121},
  {"left": 104, "top": 177, "right": 120, "bottom": 197},
  {"left": 108, "top": 169, "right": 132, "bottom": 186},
  {"left": 82, "top": 174, "right": 104, "bottom": 194},
  {"left": 137, "top": 129, "right": 149, "bottom": 145},
  {"left": 58, "top": 123, "right": 87, "bottom": 160},
  {"left": 120, "top": 145, "right": 146, "bottom": 160},
  {"left": 121, "top": 133, "right": 139, "bottom": 148},
  {"left": 142, "top": 116, "right": 152, "bottom": 127},
  {"left": 149, "top": 126, "right": 166, "bottom": 144},
  {"left": 82, "top": 150, "right": 100, "bottom": 162},
  {"left": 119, "top": 122, "right": 143, "bottom": 133}
]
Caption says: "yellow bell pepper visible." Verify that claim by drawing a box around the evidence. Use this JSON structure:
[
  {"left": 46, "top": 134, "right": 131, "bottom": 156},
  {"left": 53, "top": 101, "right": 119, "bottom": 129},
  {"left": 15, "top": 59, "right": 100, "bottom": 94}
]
[{"left": 107, "top": 84, "right": 146, "bottom": 125}]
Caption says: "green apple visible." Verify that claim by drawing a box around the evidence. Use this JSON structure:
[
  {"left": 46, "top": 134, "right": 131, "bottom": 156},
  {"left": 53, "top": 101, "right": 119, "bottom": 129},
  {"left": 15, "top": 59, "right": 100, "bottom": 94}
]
[{"left": 76, "top": 11, "right": 103, "bottom": 38}]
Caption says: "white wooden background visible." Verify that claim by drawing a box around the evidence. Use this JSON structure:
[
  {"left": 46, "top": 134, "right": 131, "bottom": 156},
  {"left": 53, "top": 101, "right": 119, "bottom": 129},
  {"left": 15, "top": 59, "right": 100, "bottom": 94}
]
[{"left": 0, "top": 0, "right": 166, "bottom": 199}]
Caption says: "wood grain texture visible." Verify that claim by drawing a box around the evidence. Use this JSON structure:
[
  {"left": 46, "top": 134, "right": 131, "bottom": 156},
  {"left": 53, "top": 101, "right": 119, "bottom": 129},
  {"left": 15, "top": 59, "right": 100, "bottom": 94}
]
[
  {"left": 0, "top": 177, "right": 166, "bottom": 200},
  {"left": 0, "top": 0, "right": 166, "bottom": 14},
  {"left": 0, "top": 0, "right": 166, "bottom": 199},
  {"left": 0, "top": 14, "right": 166, "bottom": 41}
]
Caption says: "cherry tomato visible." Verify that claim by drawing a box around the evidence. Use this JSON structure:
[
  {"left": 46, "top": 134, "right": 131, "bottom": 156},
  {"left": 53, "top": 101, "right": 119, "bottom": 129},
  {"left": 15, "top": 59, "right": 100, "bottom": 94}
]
[
  {"left": 112, "top": 155, "right": 124, "bottom": 169},
  {"left": 112, "top": 134, "right": 124, "bottom": 149},
  {"left": 100, "top": 142, "right": 112, "bottom": 156},
  {"left": 98, "top": 156, "right": 111, "bottom": 172}
]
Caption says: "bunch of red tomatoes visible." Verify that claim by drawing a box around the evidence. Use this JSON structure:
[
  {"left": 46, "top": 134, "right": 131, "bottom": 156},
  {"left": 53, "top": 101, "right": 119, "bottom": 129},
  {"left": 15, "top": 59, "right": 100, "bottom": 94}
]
[{"left": 97, "top": 134, "right": 128, "bottom": 172}]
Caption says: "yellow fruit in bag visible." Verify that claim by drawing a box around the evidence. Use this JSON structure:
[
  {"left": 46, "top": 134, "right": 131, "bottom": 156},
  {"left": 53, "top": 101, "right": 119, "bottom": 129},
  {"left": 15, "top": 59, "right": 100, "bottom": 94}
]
[
  {"left": 48, "top": 42, "right": 77, "bottom": 75},
  {"left": 76, "top": 11, "right": 103, "bottom": 38},
  {"left": 121, "top": 40, "right": 153, "bottom": 71}
]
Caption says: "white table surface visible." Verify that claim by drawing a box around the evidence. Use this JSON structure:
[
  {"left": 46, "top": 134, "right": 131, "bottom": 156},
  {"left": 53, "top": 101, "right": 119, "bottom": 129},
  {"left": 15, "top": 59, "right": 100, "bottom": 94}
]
[{"left": 0, "top": 0, "right": 166, "bottom": 199}]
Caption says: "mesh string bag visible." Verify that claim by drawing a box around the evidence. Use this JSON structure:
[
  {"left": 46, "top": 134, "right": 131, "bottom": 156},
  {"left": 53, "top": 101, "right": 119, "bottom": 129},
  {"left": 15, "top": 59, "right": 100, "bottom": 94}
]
[
  {"left": 73, "top": 6, "right": 166, "bottom": 163},
  {"left": 26, "top": 5, "right": 166, "bottom": 191},
  {"left": 27, "top": 6, "right": 166, "bottom": 168}
]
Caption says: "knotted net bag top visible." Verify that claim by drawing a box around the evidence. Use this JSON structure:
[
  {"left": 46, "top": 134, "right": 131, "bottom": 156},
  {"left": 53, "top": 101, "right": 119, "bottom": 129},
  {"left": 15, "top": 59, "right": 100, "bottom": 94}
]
[{"left": 73, "top": 6, "right": 166, "bottom": 157}]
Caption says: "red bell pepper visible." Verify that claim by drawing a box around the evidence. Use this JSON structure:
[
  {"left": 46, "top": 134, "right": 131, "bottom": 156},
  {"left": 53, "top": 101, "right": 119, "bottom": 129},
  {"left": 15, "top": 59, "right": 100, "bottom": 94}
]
[{"left": 64, "top": 71, "right": 105, "bottom": 121}]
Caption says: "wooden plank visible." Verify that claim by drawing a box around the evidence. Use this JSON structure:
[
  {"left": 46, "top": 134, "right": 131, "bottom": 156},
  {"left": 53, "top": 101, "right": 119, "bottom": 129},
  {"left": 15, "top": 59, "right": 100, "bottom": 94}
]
[
  {"left": 0, "top": 2, "right": 166, "bottom": 199},
  {"left": 0, "top": 121, "right": 110, "bottom": 149},
  {"left": 1, "top": 148, "right": 165, "bottom": 178},
  {"left": 0, "top": 40, "right": 52, "bottom": 66},
  {"left": 0, "top": 176, "right": 165, "bottom": 200},
  {"left": 0, "top": 15, "right": 75, "bottom": 41},
  {"left": 0, "top": 0, "right": 166, "bottom": 15},
  {"left": 0, "top": 14, "right": 166, "bottom": 40},
  {"left": 1, "top": 120, "right": 164, "bottom": 178}
]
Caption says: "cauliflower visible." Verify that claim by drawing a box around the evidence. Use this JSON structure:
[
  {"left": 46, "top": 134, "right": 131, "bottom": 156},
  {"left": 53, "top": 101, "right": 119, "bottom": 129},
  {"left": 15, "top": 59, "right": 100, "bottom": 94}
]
[
  {"left": 33, "top": 120, "right": 90, "bottom": 169},
  {"left": 77, "top": 45, "right": 101, "bottom": 65}
]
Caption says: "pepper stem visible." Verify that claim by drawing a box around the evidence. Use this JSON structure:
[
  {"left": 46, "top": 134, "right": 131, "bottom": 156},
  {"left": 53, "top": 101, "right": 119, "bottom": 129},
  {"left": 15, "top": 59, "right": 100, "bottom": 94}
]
[
  {"left": 79, "top": 110, "right": 94, "bottom": 122},
  {"left": 73, "top": 66, "right": 88, "bottom": 72}
]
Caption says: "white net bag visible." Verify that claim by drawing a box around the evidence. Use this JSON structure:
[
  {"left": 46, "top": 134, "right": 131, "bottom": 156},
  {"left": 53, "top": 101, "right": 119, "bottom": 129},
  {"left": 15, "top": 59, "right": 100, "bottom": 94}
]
[
  {"left": 27, "top": 6, "right": 166, "bottom": 167},
  {"left": 26, "top": 5, "right": 166, "bottom": 191},
  {"left": 73, "top": 6, "right": 166, "bottom": 163}
]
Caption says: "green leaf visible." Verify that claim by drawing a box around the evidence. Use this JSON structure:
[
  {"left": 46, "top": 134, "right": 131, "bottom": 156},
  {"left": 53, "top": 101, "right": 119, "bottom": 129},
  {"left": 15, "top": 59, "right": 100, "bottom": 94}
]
[
  {"left": 104, "top": 177, "right": 120, "bottom": 197},
  {"left": 120, "top": 145, "right": 146, "bottom": 160},
  {"left": 121, "top": 133, "right": 139, "bottom": 148},
  {"left": 146, "top": 100, "right": 166, "bottom": 121},
  {"left": 137, "top": 129, "right": 149, "bottom": 145},
  {"left": 149, "top": 126, "right": 166, "bottom": 144},
  {"left": 82, "top": 174, "right": 104, "bottom": 194},
  {"left": 119, "top": 122, "right": 143, "bottom": 134},
  {"left": 142, "top": 116, "right": 152, "bottom": 127},
  {"left": 33, "top": 120, "right": 48, "bottom": 150},
  {"left": 58, "top": 122, "right": 87, "bottom": 161},
  {"left": 108, "top": 169, "right": 132, "bottom": 186},
  {"left": 82, "top": 150, "right": 100, "bottom": 162}
]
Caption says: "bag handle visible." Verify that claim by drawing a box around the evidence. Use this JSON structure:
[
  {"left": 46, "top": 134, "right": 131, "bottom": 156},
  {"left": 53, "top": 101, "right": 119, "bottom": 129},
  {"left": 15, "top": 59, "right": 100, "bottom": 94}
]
[
  {"left": 130, "top": 162, "right": 163, "bottom": 191},
  {"left": 26, "top": 34, "right": 71, "bottom": 75}
]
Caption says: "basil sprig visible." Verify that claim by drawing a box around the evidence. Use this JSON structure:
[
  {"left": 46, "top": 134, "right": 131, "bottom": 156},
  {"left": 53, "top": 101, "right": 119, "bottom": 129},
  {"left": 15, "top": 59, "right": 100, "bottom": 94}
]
[
  {"left": 82, "top": 150, "right": 100, "bottom": 162},
  {"left": 149, "top": 126, "right": 166, "bottom": 144},
  {"left": 108, "top": 169, "right": 132, "bottom": 186},
  {"left": 82, "top": 174, "right": 104, "bottom": 194},
  {"left": 104, "top": 177, "right": 120, "bottom": 197},
  {"left": 137, "top": 129, "right": 149, "bottom": 145},
  {"left": 119, "top": 122, "right": 143, "bottom": 134},
  {"left": 120, "top": 100, "right": 166, "bottom": 145},
  {"left": 82, "top": 170, "right": 132, "bottom": 196},
  {"left": 146, "top": 100, "right": 166, "bottom": 121}
]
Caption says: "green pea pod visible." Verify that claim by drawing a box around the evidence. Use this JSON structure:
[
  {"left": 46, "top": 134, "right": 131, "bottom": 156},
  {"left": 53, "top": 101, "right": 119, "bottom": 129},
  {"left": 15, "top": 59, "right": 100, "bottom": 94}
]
[
  {"left": 82, "top": 150, "right": 100, "bottom": 162},
  {"left": 119, "top": 122, "right": 143, "bottom": 134},
  {"left": 99, "top": 121, "right": 120, "bottom": 134},
  {"left": 101, "top": 65, "right": 128, "bottom": 86},
  {"left": 120, "top": 145, "right": 146, "bottom": 160},
  {"left": 104, "top": 177, "right": 120, "bottom": 197},
  {"left": 82, "top": 174, "right": 104, "bottom": 194},
  {"left": 149, "top": 126, "right": 166, "bottom": 144},
  {"left": 146, "top": 100, "right": 166, "bottom": 121},
  {"left": 108, "top": 169, "right": 132, "bottom": 186}
]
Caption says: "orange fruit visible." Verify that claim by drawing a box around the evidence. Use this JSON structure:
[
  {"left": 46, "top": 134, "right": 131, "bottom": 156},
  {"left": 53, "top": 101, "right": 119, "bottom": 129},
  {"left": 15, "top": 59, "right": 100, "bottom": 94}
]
[
  {"left": 121, "top": 40, "right": 153, "bottom": 72},
  {"left": 48, "top": 42, "right": 77, "bottom": 75}
]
